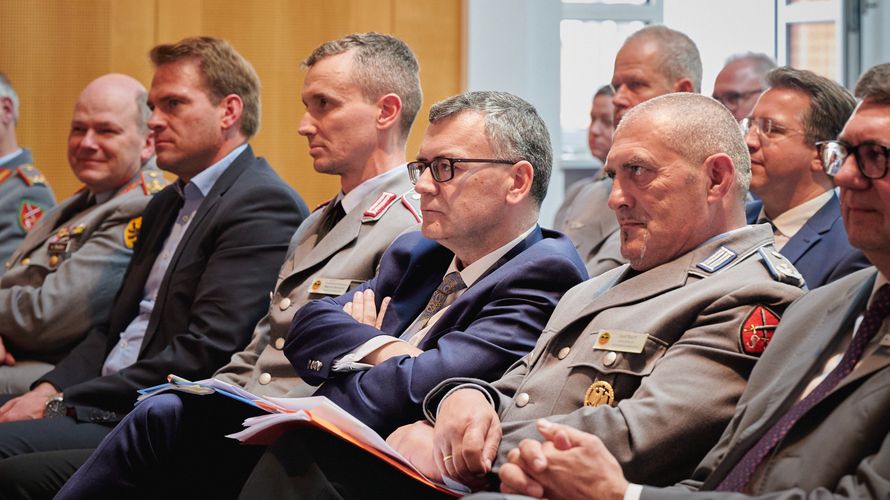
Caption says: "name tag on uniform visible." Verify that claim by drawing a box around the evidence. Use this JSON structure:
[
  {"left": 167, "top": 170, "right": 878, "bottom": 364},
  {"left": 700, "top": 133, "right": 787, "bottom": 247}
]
[
  {"left": 593, "top": 329, "right": 648, "bottom": 354},
  {"left": 881, "top": 333, "right": 890, "bottom": 347},
  {"left": 309, "top": 278, "right": 352, "bottom": 296}
]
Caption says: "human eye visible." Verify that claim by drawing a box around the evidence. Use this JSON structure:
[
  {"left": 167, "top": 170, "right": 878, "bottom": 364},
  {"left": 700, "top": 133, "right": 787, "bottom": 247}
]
[
  {"left": 432, "top": 158, "right": 453, "bottom": 178},
  {"left": 604, "top": 168, "right": 616, "bottom": 180}
]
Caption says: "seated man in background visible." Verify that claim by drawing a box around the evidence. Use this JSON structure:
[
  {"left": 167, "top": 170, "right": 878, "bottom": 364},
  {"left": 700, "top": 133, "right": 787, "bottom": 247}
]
[
  {"left": 0, "top": 36, "right": 308, "bottom": 498},
  {"left": 0, "top": 72, "right": 55, "bottom": 264},
  {"left": 744, "top": 67, "right": 869, "bottom": 288},
  {"left": 380, "top": 93, "right": 806, "bottom": 498},
  {"left": 0, "top": 73, "right": 166, "bottom": 394},
  {"left": 483, "top": 61, "right": 890, "bottom": 500},
  {"left": 57, "top": 31, "right": 426, "bottom": 498},
  {"left": 712, "top": 52, "right": 775, "bottom": 122}
]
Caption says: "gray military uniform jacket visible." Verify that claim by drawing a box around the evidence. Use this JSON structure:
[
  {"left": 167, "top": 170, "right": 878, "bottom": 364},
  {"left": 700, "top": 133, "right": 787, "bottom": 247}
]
[
  {"left": 553, "top": 176, "right": 625, "bottom": 277},
  {"left": 642, "top": 266, "right": 890, "bottom": 499},
  {"left": 213, "top": 170, "right": 421, "bottom": 397},
  {"left": 426, "top": 225, "right": 806, "bottom": 486},
  {"left": 0, "top": 164, "right": 166, "bottom": 363},
  {"left": 0, "top": 149, "right": 56, "bottom": 265}
]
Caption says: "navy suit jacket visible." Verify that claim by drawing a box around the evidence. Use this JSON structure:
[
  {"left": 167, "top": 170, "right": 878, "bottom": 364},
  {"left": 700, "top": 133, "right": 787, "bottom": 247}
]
[
  {"left": 39, "top": 146, "right": 308, "bottom": 421},
  {"left": 746, "top": 193, "right": 868, "bottom": 288},
  {"left": 285, "top": 227, "right": 587, "bottom": 435}
]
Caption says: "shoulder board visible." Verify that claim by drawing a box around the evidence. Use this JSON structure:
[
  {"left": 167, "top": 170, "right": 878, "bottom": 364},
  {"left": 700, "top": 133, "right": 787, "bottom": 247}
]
[
  {"left": 15, "top": 164, "right": 48, "bottom": 187},
  {"left": 141, "top": 170, "right": 168, "bottom": 195},
  {"left": 0, "top": 169, "right": 11, "bottom": 186},
  {"left": 361, "top": 192, "right": 399, "bottom": 223},
  {"left": 400, "top": 190, "right": 422, "bottom": 223},
  {"left": 757, "top": 247, "right": 805, "bottom": 287},
  {"left": 696, "top": 245, "right": 737, "bottom": 274}
]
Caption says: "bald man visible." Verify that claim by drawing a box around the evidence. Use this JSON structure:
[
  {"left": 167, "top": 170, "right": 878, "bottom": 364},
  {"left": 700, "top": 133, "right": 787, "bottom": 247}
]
[
  {"left": 713, "top": 53, "right": 776, "bottom": 122},
  {"left": 0, "top": 74, "right": 165, "bottom": 393}
]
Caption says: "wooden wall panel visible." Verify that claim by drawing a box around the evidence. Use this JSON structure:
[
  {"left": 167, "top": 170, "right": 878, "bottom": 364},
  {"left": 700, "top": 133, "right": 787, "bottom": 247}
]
[{"left": 0, "top": 0, "right": 463, "bottom": 207}]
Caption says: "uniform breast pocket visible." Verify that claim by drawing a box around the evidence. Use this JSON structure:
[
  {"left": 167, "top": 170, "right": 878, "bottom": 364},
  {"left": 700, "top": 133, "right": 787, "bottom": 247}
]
[{"left": 563, "top": 332, "right": 669, "bottom": 407}]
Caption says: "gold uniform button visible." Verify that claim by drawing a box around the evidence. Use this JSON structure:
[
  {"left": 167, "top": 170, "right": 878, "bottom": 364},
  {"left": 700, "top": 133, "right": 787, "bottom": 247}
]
[
  {"left": 274, "top": 337, "right": 286, "bottom": 350},
  {"left": 515, "top": 393, "right": 530, "bottom": 407},
  {"left": 557, "top": 347, "right": 571, "bottom": 360},
  {"left": 258, "top": 373, "right": 272, "bottom": 385},
  {"left": 21, "top": 258, "right": 30, "bottom": 266},
  {"left": 49, "top": 255, "right": 59, "bottom": 267},
  {"left": 603, "top": 351, "right": 618, "bottom": 366},
  {"left": 279, "top": 297, "right": 292, "bottom": 311}
]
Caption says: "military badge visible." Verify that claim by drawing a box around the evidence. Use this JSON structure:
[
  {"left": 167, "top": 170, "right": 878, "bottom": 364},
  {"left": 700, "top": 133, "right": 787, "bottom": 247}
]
[
  {"left": 124, "top": 217, "right": 142, "bottom": 249},
  {"left": 0, "top": 169, "right": 11, "bottom": 186},
  {"left": 18, "top": 199, "right": 46, "bottom": 232},
  {"left": 584, "top": 380, "right": 615, "bottom": 407},
  {"left": 740, "top": 305, "right": 780, "bottom": 355},
  {"left": 311, "top": 279, "right": 322, "bottom": 291}
]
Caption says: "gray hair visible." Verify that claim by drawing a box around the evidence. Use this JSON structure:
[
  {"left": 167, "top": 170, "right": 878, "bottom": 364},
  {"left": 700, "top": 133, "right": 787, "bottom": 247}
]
[
  {"left": 626, "top": 25, "right": 702, "bottom": 93},
  {"left": 619, "top": 93, "right": 751, "bottom": 200},
  {"left": 305, "top": 32, "right": 422, "bottom": 141},
  {"left": 0, "top": 72, "right": 20, "bottom": 123},
  {"left": 766, "top": 66, "right": 855, "bottom": 144},
  {"left": 594, "top": 84, "right": 614, "bottom": 99},
  {"left": 854, "top": 62, "right": 890, "bottom": 105},
  {"left": 135, "top": 89, "right": 151, "bottom": 133},
  {"left": 429, "top": 91, "right": 552, "bottom": 207},
  {"left": 725, "top": 52, "right": 776, "bottom": 77}
]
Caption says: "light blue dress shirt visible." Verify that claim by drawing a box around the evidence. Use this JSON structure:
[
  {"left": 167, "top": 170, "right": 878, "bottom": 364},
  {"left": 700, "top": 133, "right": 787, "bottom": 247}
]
[{"left": 101, "top": 144, "right": 247, "bottom": 376}]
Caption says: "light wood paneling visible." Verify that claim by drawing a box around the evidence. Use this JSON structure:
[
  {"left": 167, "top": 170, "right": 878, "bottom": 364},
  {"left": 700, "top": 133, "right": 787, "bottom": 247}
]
[{"left": 0, "top": 0, "right": 463, "bottom": 206}]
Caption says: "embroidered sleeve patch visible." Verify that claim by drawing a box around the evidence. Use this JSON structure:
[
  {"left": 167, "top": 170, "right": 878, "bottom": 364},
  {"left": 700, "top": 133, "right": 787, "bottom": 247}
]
[
  {"left": 124, "top": 217, "right": 142, "bottom": 249},
  {"left": 18, "top": 199, "right": 47, "bottom": 232},
  {"left": 740, "top": 305, "right": 780, "bottom": 355}
]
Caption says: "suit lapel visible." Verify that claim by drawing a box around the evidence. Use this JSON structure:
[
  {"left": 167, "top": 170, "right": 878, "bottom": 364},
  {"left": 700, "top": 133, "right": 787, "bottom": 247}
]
[
  {"left": 780, "top": 193, "right": 839, "bottom": 264},
  {"left": 382, "top": 240, "right": 452, "bottom": 335}
]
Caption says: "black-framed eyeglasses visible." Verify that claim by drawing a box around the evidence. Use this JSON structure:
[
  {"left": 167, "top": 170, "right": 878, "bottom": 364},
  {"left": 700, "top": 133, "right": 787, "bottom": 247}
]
[
  {"left": 816, "top": 139, "right": 890, "bottom": 179},
  {"left": 740, "top": 116, "right": 803, "bottom": 139},
  {"left": 713, "top": 88, "right": 763, "bottom": 107},
  {"left": 406, "top": 157, "right": 517, "bottom": 184}
]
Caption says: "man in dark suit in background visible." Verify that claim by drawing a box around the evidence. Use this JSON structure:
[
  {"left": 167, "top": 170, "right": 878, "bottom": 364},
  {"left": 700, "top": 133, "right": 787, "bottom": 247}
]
[
  {"left": 470, "top": 61, "right": 890, "bottom": 500},
  {"left": 744, "top": 67, "right": 869, "bottom": 288},
  {"left": 0, "top": 36, "right": 307, "bottom": 498}
]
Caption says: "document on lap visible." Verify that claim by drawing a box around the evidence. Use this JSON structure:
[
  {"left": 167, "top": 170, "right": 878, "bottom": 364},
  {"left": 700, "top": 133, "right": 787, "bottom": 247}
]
[{"left": 137, "top": 375, "right": 468, "bottom": 497}]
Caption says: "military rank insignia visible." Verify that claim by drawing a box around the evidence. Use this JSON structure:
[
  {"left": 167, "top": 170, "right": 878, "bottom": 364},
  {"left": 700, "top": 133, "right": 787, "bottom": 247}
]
[
  {"left": 18, "top": 199, "right": 46, "bottom": 232},
  {"left": 124, "top": 217, "right": 142, "bottom": 249},
  {"left": 740, "top": 305, "right": 780, "bottom": 355},
  {"left": 0, "top": 169, "right": 11, "bottom": 186}
]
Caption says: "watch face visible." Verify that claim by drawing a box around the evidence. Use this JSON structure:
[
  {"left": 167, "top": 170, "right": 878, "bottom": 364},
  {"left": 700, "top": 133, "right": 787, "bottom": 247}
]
[{"left": 45, "top": 397, "right": 67, "bottom": 418}]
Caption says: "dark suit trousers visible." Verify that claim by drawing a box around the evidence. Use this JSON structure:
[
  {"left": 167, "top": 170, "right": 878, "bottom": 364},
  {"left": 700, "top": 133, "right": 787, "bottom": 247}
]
[
  {"left": 0, "top": 416, "right": 110, "bottom": 499},
  {"left": 239, "top": 427, "right": 456, "bottom": 500},
  {"left": 56, "top": 392, "right": 265, "bottom": 500}
]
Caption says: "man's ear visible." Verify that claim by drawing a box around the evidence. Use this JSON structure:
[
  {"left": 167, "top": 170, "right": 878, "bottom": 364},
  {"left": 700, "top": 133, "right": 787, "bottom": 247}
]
[
  {"left": 377, "top": 93, "right": 403, "bottom": 132},
  {"left": 673, "top": 79, "right": 695, "bottom": 94},
  {"left": 703, "top": 153, "right": 735, "bottom": 203},
  {"left": 506, "top": 160, "right": 534, "bottom": 204},
  {"left": 140, "top": 130, "right": 155, "bottom": 165},
  {"left": 219, "top": 94, "right": 244, "bottom": 131}
]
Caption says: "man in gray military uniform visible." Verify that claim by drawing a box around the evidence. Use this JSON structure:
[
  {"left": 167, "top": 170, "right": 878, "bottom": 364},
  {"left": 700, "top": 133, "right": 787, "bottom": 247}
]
[
  {"left": 0, "top": 72, "right": 56, "bottom": 264},
  {"left": 554, "top": 26, "right": 702, "bottom": 277},
  {"left": 387, "top": 93, "right": 805, "bottom": 494},
  {"left": 0, "top": 73, "right": 165, "bottom": 394}
]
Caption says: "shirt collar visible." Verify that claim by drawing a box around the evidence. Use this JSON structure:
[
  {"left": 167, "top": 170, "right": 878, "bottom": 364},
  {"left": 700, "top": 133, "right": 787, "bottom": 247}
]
[
  {"left": 760, "top": 189, "right": 834, "bottom": 238},
  {"left": 445, "top": 224, "right": 537, "bottom": 289},
  {"left": 174, "top": 143, "right": 247, "bottom": 199},
  {"left": 0, "top": 148, "right": 23, "bottom": 166},
  {"left": 339, "top": 165, "right": 406, "bottom": 214}
]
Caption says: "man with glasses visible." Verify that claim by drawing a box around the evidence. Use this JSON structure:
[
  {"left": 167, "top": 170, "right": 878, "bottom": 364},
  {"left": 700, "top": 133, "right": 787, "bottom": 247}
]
[
  {"left": 743, "top": 67, "right": 868, "bottom": 288},
  {"left": 60, "top": 91, "right": 588, "bottom": 499},
  {"left": 476, "top": 62, "right": 890, "bottom": 500},
  {"left": 713, "top": 53, "right": 775, "bottom": 122}
]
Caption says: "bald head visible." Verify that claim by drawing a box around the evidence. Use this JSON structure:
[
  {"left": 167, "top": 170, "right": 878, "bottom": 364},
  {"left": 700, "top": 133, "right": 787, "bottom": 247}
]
[
  {"left": 68, "top": 73, "right": 154, "bottom": 192},
  {"left": 713, "top": 53, "right": 775, "bottom": 121}
]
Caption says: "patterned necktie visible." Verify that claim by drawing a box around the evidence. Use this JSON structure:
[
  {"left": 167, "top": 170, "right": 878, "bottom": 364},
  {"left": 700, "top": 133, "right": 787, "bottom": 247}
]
[
  {"left": 401, "top": 271, "right": 467, "bottom": 341},
  {"left": 716, "top": 283, "right": 890, "bottom": 492},
  {"left": 314, "top": 201, "right": 346, "bottom": 245}
]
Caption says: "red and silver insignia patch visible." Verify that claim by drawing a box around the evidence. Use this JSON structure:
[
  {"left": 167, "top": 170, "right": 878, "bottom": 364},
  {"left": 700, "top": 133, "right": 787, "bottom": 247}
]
[
  {"left": 740, "top": 305, "right": 780, "bottom": 355},
  {"left": 18, "top": 200, "right": 45, "bottom": 232}
]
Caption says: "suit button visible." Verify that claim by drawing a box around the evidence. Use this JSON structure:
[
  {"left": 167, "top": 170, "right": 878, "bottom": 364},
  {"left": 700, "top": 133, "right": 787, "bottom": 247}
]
[
  {"left": 515, "top": 393, "right": 530, "bottom": 407},
  {"left": 274, "top": 337, "right": 285, "bottom": 350},
  {"left": 258, "top": 373, "right": 272, "bottom": 385},
  {"left": 279, "top": 297, "right": 292, "bottom": 310},
  {"left": 21, "top": 258, "right": 30, "bottom": 266},
  {"left": 557, "top": 347, "right": 571, "bottom": 360},
  {"left": 603, "top": 351, "right": 618, "bottom": 366}
]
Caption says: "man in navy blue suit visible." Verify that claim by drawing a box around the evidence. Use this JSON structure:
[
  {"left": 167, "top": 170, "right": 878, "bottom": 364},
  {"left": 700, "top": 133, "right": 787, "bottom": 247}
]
[
  {"left": 58, "top": 90, "right": 587, "bottom": 499},
  {"left": 744, "top": 66, "right": 868, "bottom": 288}
]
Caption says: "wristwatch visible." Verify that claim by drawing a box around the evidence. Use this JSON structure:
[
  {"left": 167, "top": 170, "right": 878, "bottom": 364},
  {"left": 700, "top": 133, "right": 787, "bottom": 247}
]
[{"left": 44, "top": 395, "right": 69, "bottom": 418}]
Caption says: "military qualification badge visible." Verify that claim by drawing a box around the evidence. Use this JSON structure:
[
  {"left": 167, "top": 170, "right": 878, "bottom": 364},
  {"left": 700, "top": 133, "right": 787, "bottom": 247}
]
[
  {"left": 740, "top": 305, "right": 780, "bottom": 355},
  {"left": 584, "top": 380, "right": 615, "bottom": 407},
  {"left": 124, "top": 217, "right": 142, "bottom": 249}
]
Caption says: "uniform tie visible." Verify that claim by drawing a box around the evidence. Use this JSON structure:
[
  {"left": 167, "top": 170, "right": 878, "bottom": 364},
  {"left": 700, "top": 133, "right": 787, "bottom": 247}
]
[
  {"left": 400, "top": 271, "right": 467, "bottom": 343},
  {"left": 315, "top": 200, "right": 346, "bottom": 244},
  {"left": 716, "top": 283, "right": 890, "bottom": 492}
]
